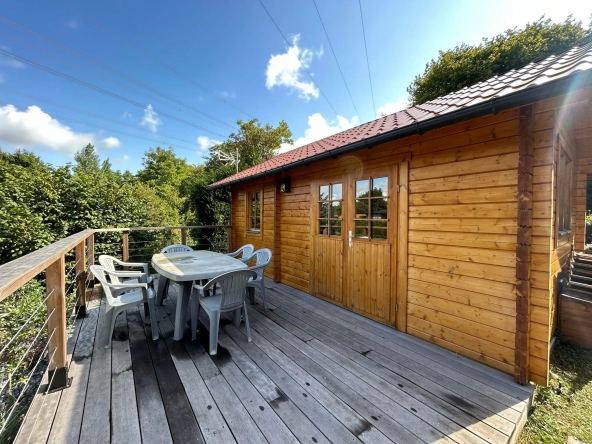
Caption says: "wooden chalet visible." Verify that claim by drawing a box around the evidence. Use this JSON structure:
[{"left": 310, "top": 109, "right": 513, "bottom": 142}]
[{"left": 211, "top": 42, "right": 592, "bottom": 387}]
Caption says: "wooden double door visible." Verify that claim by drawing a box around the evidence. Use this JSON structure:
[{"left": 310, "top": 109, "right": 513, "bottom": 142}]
[{"left": 311, "top": 166, "right": 398, "bottom": 326}]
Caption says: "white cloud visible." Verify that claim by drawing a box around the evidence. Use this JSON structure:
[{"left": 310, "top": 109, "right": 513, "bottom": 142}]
[
  {"left": 122, "top": 111, "right": 133, "bottom": 120},
  {"left": 376, "top": 97, "right": 407, "bottom": 117},
  {"left": 0, "top": 104, "right": 120, "bottom": 156},
  {"left": 102, "top": 136, "right": 120, "bottom": 149},
  {"left": 140, "top": 104, "right": 161, "bottom": 133},
  {"left": 219, "top": 91, "right": 236, "bottom": 99},
  {"left": 197, "top": 135, "right": 222, "bottom": 151},
  {"left": 266, "top": 35, "right": 322, "bottom": 100},
  {"left": 68, "top": 19, "right": 78, "bottom": 29},
  {"left": 279, "top": 112, "right": 359, "bottom": 153},
  {"left": 0, "top": 46, "right": 25, "bottom": 69}
]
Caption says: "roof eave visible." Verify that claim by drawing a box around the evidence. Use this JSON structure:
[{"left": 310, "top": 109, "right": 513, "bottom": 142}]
[{"left": 209, "top": 69, "right": 592, "bottom": 190}]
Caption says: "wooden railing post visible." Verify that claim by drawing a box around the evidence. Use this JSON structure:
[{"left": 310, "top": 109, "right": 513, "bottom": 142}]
[
  {"left": 46, "top": 255, "right": 70, "bottom": 391},
  {"left": 75, "top": 241, "right": 87, "bottom": 318},
  {"left": 226, "top": 227, "right": 232, "bottom": 253},
  {"left": 181, "top": 228, "right": 187, "bottom": 246},
  {"left": 87, "top": 233, "right": 95, "bottom": 275},
  {"left": 122, "top": 231, "right": 129, "bottom": 263}
]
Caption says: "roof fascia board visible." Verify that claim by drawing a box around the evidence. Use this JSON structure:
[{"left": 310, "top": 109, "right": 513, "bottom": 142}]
[{"left": 210, "top": 69, "right": 592, "bottom": 189}]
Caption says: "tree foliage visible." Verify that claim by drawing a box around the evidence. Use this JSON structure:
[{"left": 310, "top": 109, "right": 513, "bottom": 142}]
[{"left": 407, "top": 16, "right": 592, "bottom": 105}]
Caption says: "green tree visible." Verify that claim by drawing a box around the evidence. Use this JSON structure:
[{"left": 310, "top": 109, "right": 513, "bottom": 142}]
[
  {"left": 0, "top": 150, "right": 69, "bottom": 263},
  {"left": 184, "top": 119, "right": 292, "bottom": 249},
  {"left": 407, "top": 16, "right": 592, "bottom": 105},
  {"left": 137, "top": 146, "right": 194, "bottom": 224},
  {"left": 206, "top": 118, "right": 292, "bottom": 176}
]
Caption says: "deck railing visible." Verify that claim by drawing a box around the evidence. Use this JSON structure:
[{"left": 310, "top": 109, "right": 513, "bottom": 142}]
[{"left": 0, "top": 225, "right": 231, "bottom": 441}]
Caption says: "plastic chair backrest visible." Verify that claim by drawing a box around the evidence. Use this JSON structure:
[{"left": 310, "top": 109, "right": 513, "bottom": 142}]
[
  {"left": 206, "top": 269, "right": 257, "bottom": 310},
  {"left": 90, "top": 265, "right": 117, "bottom": 306},
  {"left": 98, "top": 255, "right": 121, "bottom": 284},
  {"left": 251, "top": 248, "right": 272, "bottom": 280},
  {"left": 239, "top": 244, "right": 255, "bottom": 258},
  {"left": 161, "top": 244, "right": 193, "bottom": 254}
]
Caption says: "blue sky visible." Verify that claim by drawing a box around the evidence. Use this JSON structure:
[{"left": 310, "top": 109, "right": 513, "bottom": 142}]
[{"left": 0, "top": 0, "right": 590, "bottom": 172}]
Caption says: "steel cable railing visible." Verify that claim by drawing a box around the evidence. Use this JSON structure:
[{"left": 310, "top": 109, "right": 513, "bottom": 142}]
[
  {"left": 0, "top": 309, "right": 55, "bottom": 395},
  {"left": 0, "top": 333, "right": 57, "bottom": 438}
]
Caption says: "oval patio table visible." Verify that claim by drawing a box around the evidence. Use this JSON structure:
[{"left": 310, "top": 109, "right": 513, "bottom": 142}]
[{"left": 152, "top": 250, "right": 248, "bottom": 340}]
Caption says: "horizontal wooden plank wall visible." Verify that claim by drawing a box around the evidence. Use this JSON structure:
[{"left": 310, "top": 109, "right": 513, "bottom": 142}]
[
  {"left": 527, "top": 102, "right": 556, "bottom": 386},
  {"left": 407, "top": 110, "right": 521, "bottom": 377},
  {"left": 231, "top": 178, "right": 277, "bottom": 279},
  {"left": 230, "top": 88, "right": 592, "bottom": 384},
  {"left": 575, "top": 105, "right": 592, "bottom": 250},
  {"left": 559, "top": 294, "right": 592, "bottom": 348},
  {"left": 528, "top": 88, "right": 592, "bottom": 385}
]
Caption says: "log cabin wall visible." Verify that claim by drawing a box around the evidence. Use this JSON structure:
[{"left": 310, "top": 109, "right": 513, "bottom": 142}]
[
  {"left": 231, "top": 178, "right": 277, "bottom": 279},
  {"left": 229, "top": 93, "right": 592, "bottom": 384},
  {"left": 575, "top": 104, "right": 592, "bottom": 251}
]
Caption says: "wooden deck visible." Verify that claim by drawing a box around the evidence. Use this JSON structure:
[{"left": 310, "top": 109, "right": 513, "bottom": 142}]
[{"left": 17, "top": 279, "right": 534, "bottom": 444}]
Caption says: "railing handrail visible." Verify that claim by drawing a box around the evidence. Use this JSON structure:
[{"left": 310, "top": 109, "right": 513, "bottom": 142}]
[
  {"left": 0, "top": 223, "right": 232, "bottom": 404},
  {"left": 95, "top": 225, "right": 231, "bottom": 232},
  {"left": 0, "top": 225, "right": 231, "bottom": 302},
  {"left": 0, "top": 229, "right": 94, "bottom": 302}
]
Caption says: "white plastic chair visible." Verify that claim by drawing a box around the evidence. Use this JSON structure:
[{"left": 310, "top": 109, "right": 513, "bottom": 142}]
[
  {"left": 158, "top": 244, "right": 193, "bottom": 305},
  {"left": 90, "top": 265, "right": 159, "bottom": 348},
  {"left": 98, "top": 255, "right": 152, "bottom": 298},
  {"left": 226, "top": 244, "right": 255, "bottom": 263},
  {"left": 190, "top": 269, "right": 257, "bottom": 354},
  {"left": 244, "top": 248, "right": 272, "bottom": 310},
  {"left": 160, "top": 244, "right": 193, "bottom": 254}
]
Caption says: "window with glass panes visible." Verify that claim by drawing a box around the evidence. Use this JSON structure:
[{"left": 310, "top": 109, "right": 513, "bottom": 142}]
[
  {"left": 318, "top": 183, "right": 342, "bottom": 236},
  {"left": 557, "top": 148, "right": 572, "bottom": 232},
  {"left": 354, "top": 176, "right": 388, "bottom": 240},
  {"left": 249, "top": 191, "right": 261, "bottom": 231}
]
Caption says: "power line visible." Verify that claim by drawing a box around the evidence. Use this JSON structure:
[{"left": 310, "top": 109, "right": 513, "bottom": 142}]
[
  {"left": 0, "top": 86, "right": 202, "bottom": 148},
  {"left": 0, "top": 15, "right": 235, "bottom": 131},
  {"left": 0, "top": 48, "right": 226, "bottom": 138},
  {"left": 0, "top": 29, "right": 228, "bottom": 131},
  {"left": 257, "top": 0, "right": 340, "bottom": 117},
  {"left": 358, "top": 0, "right": 376, "bottom": 118},
  {"left": 59, "top": 0, "right": 254, "bottom": 119},
  {"left": 0, "top": 100, "right": 204, "bottom": 153},
  {"left": 311, "top": 0, "right": 360, "bottom": 118}
]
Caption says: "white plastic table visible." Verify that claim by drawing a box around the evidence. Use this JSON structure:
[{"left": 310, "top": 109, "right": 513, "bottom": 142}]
[{"left": 152, "top": 251, "right": 247, "bottom": 340}]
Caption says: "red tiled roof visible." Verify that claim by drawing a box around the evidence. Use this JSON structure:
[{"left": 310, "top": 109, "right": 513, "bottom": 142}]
[{"left": 211, "top": 42, "right": 592, "bottom": 188}]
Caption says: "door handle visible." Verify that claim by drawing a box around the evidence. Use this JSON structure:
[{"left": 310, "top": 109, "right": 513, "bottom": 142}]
[{"left": 348, "top": 230, "right": 353, "bottom": 248}]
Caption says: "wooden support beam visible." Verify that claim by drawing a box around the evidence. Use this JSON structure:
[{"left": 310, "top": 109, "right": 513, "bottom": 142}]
[
  {"left": 273, "top": 178, "right": 282, "bottom": 283},
  {"left": 226, "top": 227, "right": 232, "bottom": 254},
  {"left": 515, "top": 105, "right": 534, "bottom": 385},
  {"left": 75, "top": 241, "right": 87, "bottom": 318},
  {"left": 45, "top": 255, "right": 70, "bottom": 391},
  {"left": 181, "top": 228, "right": 187, "bottom": 246},
  {"left": 396, "top": 161, "right": 409, "bottom": 332},
  {"left": 122, "top": 231, "right": 129, "bottom": 266},
  {"left": 87, "top": 234, "right": 95, "bottom": 275}
]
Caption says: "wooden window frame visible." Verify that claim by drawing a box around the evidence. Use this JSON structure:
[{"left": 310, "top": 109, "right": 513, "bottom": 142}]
[
  {"left": 246, "top": 187, "right": 263, "bottom": 237},
  {"left": 316, "top": 182, "right": 343, "bottom": 237},
  {"left": 556, "top": 138, "right": 573, "bottom": 242},
  {"left": 353, "top": 175, "right": 390, "bottom": 242}
]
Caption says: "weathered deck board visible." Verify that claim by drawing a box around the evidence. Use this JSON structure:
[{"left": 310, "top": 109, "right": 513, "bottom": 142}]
[{"left": 17, "top": 278, "right": 534, "bottom": 444}]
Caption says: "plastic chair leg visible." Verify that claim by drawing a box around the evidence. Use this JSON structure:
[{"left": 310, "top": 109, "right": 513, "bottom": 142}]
[
  {"left": 106, "top": 307, "right": 121, "bottom": 349},
  {"left": 243, "top": 301, "right": 252, "bottom": 343},
  {"left": 147, "top": 297, "right": 159, "bottom": 341},
  {"left": 190, "top": 288, "right": 200, "bottom": 340},
  {"left": 209, "top": 310, "right": 221, "bottom": 355},
  {"left": 233, "top": 307, "right": 242, "bottom": 327}
]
